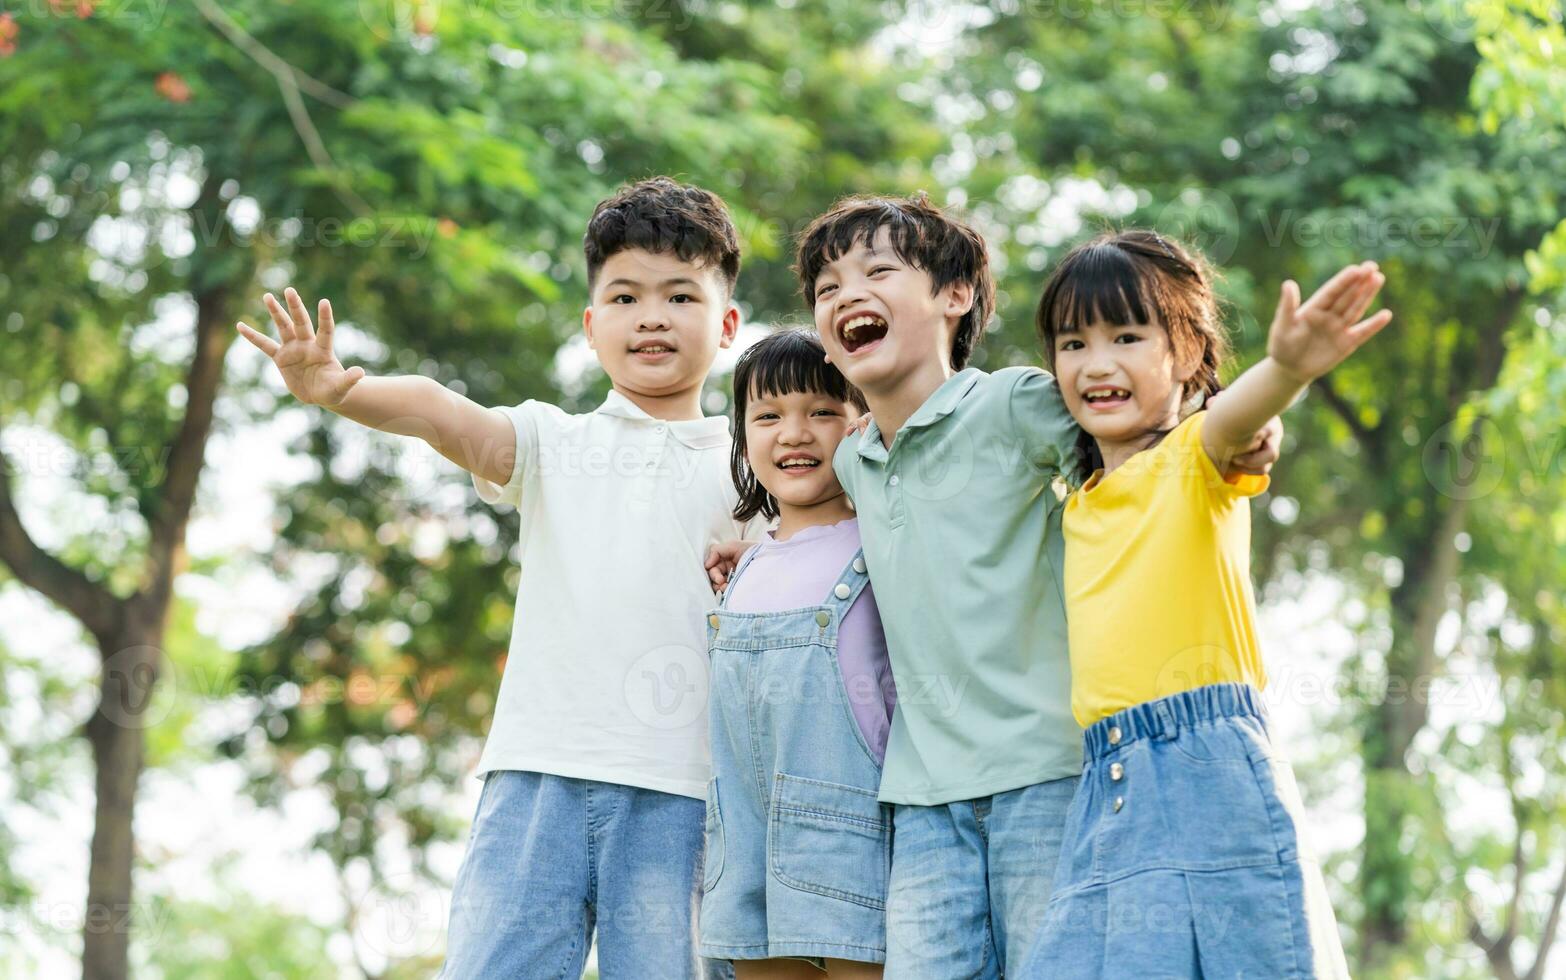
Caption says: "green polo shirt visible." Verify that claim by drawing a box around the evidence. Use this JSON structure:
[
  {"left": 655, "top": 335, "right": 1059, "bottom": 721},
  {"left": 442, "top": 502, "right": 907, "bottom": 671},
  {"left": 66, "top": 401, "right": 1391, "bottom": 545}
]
[{"left": 834, "top": 366, "right": 1084, "bottom": 805}]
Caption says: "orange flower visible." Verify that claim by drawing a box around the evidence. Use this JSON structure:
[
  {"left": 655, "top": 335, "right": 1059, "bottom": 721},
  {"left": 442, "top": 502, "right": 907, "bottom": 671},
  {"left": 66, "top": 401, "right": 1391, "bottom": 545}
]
[
  {"left": 0, "top": 14, "right": 17, "bottom": 58},
  {"left": 155, "top": 71, "right": 192, "bottom": 103},
  {"left": 437, "top": 217, "right": 459, "bottom": 238}
]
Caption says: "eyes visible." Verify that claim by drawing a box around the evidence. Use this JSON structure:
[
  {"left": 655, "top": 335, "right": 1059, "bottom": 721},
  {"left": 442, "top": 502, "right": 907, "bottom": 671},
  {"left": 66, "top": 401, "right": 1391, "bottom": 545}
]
[
  {"left": 751, "top": 408, "right": 843, "bottom": 422},
  {"left": 611, "top": 292, "right": 696, "bottom": 304},
  {"left": 815, "top": 265, "right": 897, "bottom": 298},
  {"left": 1057, "top": 332, "right": 1144, "bottom": 352}
]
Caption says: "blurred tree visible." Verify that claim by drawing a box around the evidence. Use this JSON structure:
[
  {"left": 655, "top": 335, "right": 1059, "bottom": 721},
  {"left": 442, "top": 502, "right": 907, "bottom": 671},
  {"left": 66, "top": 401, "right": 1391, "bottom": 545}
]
[
  {"left": 953, "top": 0, "right": 1566, "bottom": 974},
  {"left": 0, "top": 1, "right": 939, "bottom": 976}
]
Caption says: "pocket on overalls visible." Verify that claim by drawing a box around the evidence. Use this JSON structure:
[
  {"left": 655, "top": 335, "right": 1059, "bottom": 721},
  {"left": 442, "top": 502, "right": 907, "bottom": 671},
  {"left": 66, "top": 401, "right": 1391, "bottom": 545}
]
[
  {"left": 703, "top": 777, "right": 725, "bottom": 893},
  {"left": 768, "top": 772, "right": 890, "bottom": 910}
]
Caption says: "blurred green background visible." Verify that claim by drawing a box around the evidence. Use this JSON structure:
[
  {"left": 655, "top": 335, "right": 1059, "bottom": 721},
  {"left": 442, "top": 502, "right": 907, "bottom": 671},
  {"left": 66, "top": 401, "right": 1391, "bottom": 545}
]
[{"left": 0, "top": 0, "right": 1562, "bottom": 977}]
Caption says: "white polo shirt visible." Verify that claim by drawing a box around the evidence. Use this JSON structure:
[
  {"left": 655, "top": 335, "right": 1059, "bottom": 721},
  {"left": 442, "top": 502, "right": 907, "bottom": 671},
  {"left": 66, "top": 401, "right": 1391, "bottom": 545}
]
[{"left": 472, "top": 389, "right": 753, "bottom": 800}]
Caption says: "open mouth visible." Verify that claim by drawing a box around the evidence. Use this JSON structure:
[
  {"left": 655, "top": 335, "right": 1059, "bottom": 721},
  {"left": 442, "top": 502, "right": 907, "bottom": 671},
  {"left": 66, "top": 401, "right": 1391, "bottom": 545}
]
[
  {"left": 1082, "top": 387, "right": 1132, "bottom": 408},
  {"left": 775, "top": 454, "right": 822, "bottom": 473},
  {"left": 838, "top": 314, "right": 889, "bottom": 354},
  {"left": 631, "top": 343, "right": 676, "bottom": 358}
]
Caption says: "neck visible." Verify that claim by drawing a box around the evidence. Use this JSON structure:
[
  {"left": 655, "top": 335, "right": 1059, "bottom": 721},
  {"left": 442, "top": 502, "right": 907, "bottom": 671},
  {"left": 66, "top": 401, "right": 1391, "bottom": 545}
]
[
  {"left": 774, "top": 491, "right": 856, "bottom": 542},
  {"left": 860, "top": 359, "right": 956, "bottom": 449},
  {"left": 1095, "top": 407, "right": 1182, "bottom": 475},
  {"left": 613, "top": 380, "right": 705, "bottom": 421}
]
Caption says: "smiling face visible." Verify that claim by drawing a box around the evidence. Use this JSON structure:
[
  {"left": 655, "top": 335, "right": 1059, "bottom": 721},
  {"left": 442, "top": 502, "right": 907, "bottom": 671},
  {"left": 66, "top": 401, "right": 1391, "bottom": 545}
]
[
  {"left": 1052, "top": 316, "right": 1192, "bottom": 448},
  {"left": 583, "top": 247, "right": 738, "bottom": 415},
  {"left": 811, "top": 226, "right": 973, "bottom": 396},
  {"left": 744, "top": 387, "right": 856, "bottom": 517}
]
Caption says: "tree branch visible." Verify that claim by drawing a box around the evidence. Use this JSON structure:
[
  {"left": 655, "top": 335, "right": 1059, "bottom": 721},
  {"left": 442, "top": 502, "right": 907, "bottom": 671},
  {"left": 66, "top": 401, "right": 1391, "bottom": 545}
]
[
  {"left": 1313, "top": 374, "right": 1381, "bottom": 457},
  {"left": 1525, "top": 854, "right": 1566, "bottom": 980},
  {"left": 135, "top": 275, "right": 232, "bottom": 622},
  {"left": 0, "top": 435, "right": 123, "bottom": 645},
  {"left": 192, "top": 0, "right": 372, "bottom": 218},
  {"left": 191, "top": 0, "right": 354, "bottom": 109}
]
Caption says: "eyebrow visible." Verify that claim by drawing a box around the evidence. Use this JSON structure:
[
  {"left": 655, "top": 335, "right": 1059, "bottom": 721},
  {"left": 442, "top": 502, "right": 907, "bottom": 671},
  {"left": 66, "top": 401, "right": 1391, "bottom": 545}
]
[{"left": 603, "top": 277, "right": 701, "bottom": 290}]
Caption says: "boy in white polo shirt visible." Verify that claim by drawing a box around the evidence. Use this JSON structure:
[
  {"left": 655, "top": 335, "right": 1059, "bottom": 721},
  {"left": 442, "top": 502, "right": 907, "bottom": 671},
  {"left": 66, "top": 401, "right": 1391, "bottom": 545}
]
[{"left": 237, "top": 178, "right": 752, "bottom": 979}]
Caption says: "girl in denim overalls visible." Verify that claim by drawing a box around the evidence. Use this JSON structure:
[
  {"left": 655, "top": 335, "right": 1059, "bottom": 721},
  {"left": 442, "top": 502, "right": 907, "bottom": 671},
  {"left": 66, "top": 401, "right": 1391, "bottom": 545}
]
[
  {"left": 1020, "top": 232, "right": 1393, "bottom": 979},
  {"left": 699, "top": 329, "right": 896, "bottom": 979}
]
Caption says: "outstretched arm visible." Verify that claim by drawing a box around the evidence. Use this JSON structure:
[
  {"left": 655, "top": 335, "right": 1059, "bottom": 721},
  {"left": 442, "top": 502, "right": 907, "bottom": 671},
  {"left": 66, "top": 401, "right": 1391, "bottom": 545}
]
[
  {"left": 1203, "top": 262, "right": 1393, "bottom": 475},
  {"left": 237, "top": 288, "right": 517, "bottom": 487}
]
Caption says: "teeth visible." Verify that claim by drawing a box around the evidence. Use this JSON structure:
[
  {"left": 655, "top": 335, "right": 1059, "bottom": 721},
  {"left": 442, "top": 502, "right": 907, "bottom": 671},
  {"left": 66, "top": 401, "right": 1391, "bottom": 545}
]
[
  {"left": 779, "top": 459, "right": 819, "bottom": 469},
  {"left": 841, "top": 315, "right": 887, "bottom": 342},
  {"left": 636, "top": 345, "right": 672, "bottom": 353},
  {"left": 1084, "top": 389, "right": 1130, "bottom": 401}
]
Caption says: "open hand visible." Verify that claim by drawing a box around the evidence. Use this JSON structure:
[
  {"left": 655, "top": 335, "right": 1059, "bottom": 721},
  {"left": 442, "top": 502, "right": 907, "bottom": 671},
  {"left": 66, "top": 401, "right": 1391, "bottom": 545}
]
[
  {"left": 1268, "top": 262, "right": 1393, "bottom": 384},
  {"left": 236, "top": 287, "right": 366, "bottom": 407}
]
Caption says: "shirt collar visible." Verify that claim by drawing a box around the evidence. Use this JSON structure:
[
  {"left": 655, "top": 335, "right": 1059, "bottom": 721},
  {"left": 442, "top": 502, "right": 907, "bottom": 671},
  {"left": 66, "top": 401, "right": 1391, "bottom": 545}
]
[
  {"left": 595, "top": 388, "right": 731, "bottom": 449},
  {"left": 856, "top": 368, "right": 983, "bottom": 461}
]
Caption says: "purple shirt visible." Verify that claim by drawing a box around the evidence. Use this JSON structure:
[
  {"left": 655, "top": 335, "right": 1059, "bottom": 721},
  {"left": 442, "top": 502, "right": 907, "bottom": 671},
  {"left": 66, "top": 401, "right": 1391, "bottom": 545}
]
[{"left": 724, "top": 518, "right": 897, "bottom": 763}]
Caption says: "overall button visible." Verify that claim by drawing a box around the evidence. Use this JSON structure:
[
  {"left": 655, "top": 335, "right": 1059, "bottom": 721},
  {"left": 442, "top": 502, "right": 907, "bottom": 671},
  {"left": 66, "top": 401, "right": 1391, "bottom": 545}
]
[
  {"left": 1108, "top": 725, "right": 1122, "bottom": 745},
  {"left": 1113, "top": 796, "right": 1125, "bottom": 813},
  {"left": 708, "top": 614, "right": 720, "bottom": 629},
  {"left": 833, "top": 583, "right": 851, "bottom": 599},
  {"left": 1110, "top": 762, "right": 1124, "bottom": 781},
  {"left": 889, "top": 475, "right": 900, "bottom": 487},
  {"left": 852, "top": 558, "right": 866, "bottom": 574},
  {"left": 815, "top": 610, "right": 830, "bottom": 627}
]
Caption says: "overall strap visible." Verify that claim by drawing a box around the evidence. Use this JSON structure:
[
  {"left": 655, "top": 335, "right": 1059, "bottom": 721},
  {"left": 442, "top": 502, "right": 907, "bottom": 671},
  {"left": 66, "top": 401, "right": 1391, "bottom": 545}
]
[
  {"left": 819, "top": 548, "right": 871, "bottom": 624},
  {"left": 717, "top": 540, "right": 766, "bottom": 609}
]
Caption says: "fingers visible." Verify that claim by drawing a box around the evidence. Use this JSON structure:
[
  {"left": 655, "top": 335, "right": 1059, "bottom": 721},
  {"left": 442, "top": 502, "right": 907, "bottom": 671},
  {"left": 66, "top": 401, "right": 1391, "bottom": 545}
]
[
  {"left": 264, "top": 292, "right": 296, "bottom": 342},
  {"left": 316, "top": 297, "right": 336, "bottom": 350},
  {"left": 1276, "top": 280, "right": 1300, "bottom": 324},
  {"left": 332, "top": 366, "right": 366, "bottom": 402},
  {"left": 235, "top": 321, "right": 280, "bottom": 357},
  {"left": 1307, "top": 264, "right": 1364, "bottom": 316},
  {"left": 284, "top": 287, "right": 315, "bottom": 341},
  {"left": 1327, "top": 262, "right": 1378, "bottom": 318},
  {"left": 1346, "top": 308, "right": 1394, "bottom": 346},
  {"left": 1341, "top": 269, "right": 1386, "bottom": 325}
]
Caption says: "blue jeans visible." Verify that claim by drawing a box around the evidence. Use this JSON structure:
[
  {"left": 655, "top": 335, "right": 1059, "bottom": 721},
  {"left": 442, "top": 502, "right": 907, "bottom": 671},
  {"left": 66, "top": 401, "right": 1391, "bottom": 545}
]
[
  {"left": 1019, "top": 684, "right": 1349, "bottom": 979},
  {"left": 883, "top": 776, "right": 1079, "bottom": 979},
  {"left": 438, "top": 771, "right": 733, "bottom": 979}
]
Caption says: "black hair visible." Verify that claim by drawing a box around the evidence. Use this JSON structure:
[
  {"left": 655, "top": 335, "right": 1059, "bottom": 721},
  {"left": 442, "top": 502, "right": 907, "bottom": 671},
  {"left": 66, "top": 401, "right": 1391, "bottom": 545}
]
[
  {"left": 794, "top": 192, "right": 995, "bottom": 369},
  {"left": 730, "top": 329, "right": 867, "bottom": 523},
  {"left": 1035, "top": 229, "right": 1230, "bottom": 476},
  {"left": 584, "top": 177, "right": 741, "bottom": 296}
]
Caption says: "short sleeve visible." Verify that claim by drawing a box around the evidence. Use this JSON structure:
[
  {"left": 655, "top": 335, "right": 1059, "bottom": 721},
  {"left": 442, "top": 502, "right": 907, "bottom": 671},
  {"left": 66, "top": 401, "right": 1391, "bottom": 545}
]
[
  {"left": 472, "top": 401, "right": 545, "bottom": 507},
  {"left": 1174, "top": 411, "right": 1269, "bottom": 499},
  {"left": 1006, "top": 367, "right": 1084, "bottom": 481},
  {"left": 832, "top": 435, "right": 861, "bottom": 502}
]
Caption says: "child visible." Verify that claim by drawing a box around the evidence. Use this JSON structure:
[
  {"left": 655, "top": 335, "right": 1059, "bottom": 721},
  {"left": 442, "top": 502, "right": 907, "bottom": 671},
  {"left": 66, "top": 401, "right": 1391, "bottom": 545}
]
[
  {"left": 237, "top": 178, "right": 753, "bottom": 979},
  {"left": 700, "top": 329, "right": 896, "bottom": 979},
  {"left": 1020, "top": 230, "right": 1388, "bottom": 978},
  {"left": 789, "top": 195, "right": 1282, "bottom": 978}
]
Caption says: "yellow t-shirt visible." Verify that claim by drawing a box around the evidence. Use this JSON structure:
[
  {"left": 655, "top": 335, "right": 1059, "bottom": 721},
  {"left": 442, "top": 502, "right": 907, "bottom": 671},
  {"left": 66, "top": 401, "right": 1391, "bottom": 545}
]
[{"left": 1063, "top": 410, "right": 1270, "bottom": 727}]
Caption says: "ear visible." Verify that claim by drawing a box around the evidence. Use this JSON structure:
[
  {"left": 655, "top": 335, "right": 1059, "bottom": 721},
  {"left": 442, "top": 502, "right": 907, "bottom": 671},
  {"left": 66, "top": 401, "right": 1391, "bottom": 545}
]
[
  {"left": 943, "top": 281, "right": 976, "bottom": 320},
  {"left": 582, "top": 306, "right": 595, "bottom": 349},
  {"left": 717, "top": 303, "right": 741, "bottom": 350},
  {"left": 1173, "top": 343, "right": 1201, "bottom": 386}
]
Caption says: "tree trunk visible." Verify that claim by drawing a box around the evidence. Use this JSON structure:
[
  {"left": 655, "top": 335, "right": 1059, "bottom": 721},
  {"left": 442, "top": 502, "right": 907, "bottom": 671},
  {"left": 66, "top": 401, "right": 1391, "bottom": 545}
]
[{"left": 81, "top": 618, "right": 166, "bottom": 980}]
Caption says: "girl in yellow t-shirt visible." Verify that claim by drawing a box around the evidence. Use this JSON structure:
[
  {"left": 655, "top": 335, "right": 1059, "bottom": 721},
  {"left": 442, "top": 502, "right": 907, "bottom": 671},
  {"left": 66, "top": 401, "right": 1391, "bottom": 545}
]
[{"left": 1019, "top": 231, "right": 1392, "bottom": 980}]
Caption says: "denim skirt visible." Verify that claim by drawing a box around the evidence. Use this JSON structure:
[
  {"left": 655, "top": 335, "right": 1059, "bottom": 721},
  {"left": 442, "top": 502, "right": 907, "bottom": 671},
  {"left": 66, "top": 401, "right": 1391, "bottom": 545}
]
[{"left": 1020, "top": 683, "right": 1349, "bottom": 979}]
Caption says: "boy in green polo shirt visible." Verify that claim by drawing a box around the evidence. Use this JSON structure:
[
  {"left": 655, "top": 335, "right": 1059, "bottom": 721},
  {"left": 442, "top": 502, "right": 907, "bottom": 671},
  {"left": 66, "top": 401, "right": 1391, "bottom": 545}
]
[{"left": 791, "top": 194, "right": 1280, "bottom": 977}]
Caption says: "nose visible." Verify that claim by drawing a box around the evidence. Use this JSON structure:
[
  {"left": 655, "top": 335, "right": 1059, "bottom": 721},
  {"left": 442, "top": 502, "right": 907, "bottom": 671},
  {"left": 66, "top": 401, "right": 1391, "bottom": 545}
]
[
  {"left": 835, "top": 278, "right": 870, "bottom": 313},
  {"left": 778, "top": 415, "right": 812, "bottom": 445},
  {"left": 636, "top": 302, "right": 670, "bottom": 331}
]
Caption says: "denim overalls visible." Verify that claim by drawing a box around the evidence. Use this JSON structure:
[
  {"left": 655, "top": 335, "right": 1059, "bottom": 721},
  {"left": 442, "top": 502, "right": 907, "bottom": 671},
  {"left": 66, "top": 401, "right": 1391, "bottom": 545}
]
[{"left": 698, "top": 544, "right": 891, "bottom": 966}]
